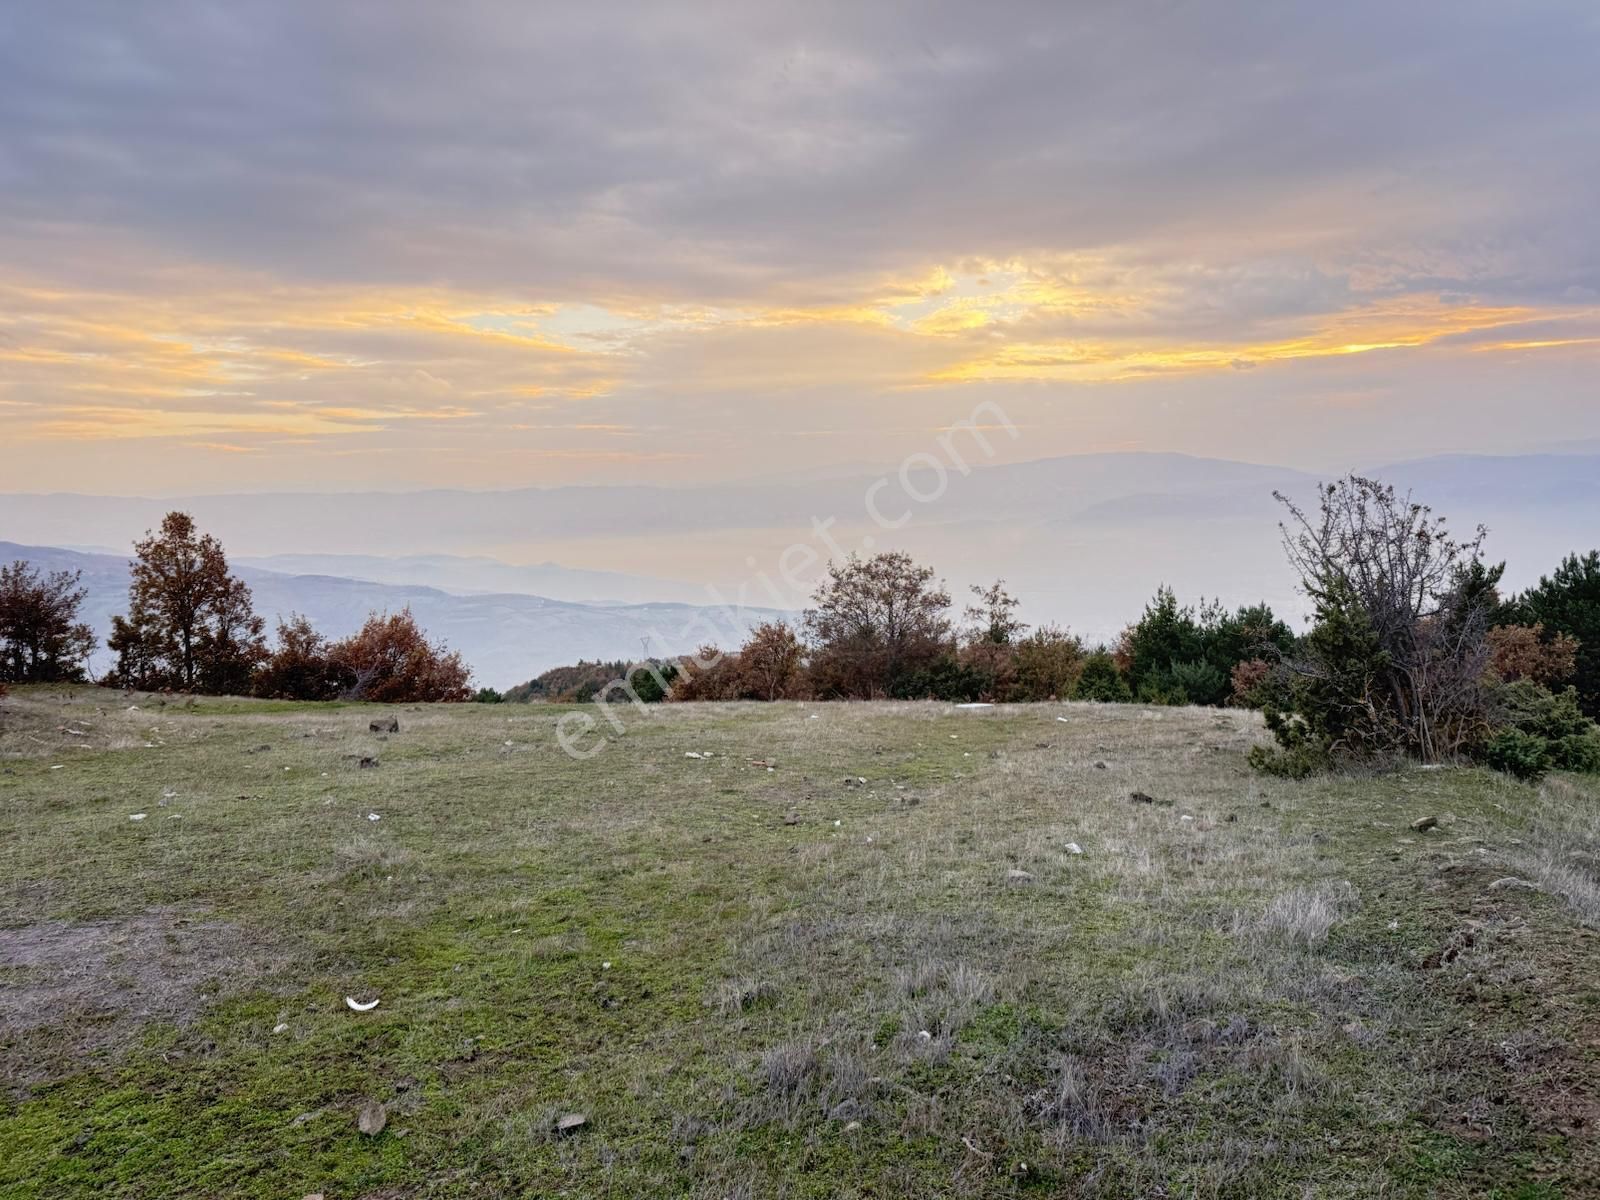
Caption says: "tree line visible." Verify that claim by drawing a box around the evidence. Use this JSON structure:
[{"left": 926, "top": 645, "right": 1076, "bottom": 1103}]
[
  {"left": 4, "top": 487, "right": 1600, "bottom": 785},
  {"left": 508, "top": 477, "right": 1600, "bottom": 783},
  {"left": 0, "top": 512, "right": 471, "bottom": 703}
]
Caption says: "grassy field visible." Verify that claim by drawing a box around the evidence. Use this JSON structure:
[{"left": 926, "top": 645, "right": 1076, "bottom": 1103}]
[{"left": 2, "top": 685, "right": 1599, "bottom": 1198}]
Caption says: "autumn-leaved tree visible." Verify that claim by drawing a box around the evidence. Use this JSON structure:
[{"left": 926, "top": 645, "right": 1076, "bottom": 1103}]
[
  {"left": 328, "top": 609, "right": 471, "bottom": 703},
  {"left": 803, "top": 552, "right": 951, "bottom": 698},
  {"left": 253, "top": 614, "right": 343, "bottom": 701},
  {"left": 108, "top": 512, "right": 267, "bottom": 692},
  {"left": 734, "top": 622, "right": 806, "bottom": 700},
  {"left": 0, "top": 561, "right": 97, "bottom": 683}
]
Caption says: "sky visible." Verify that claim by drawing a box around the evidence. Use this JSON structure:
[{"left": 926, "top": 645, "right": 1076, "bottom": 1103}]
[{"left": 2, "top": 0, "right": 1599, "bottom": 495}]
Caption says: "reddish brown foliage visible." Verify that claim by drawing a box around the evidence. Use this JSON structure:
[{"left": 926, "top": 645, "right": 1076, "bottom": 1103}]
[
  {"left": 1487, "top": 623, "right": 1579, "bottom": 686},
  {"left": 0, "top": 561, "right": 95, "bottom": 683},
  {"left": 253, "top": 614, "right": 343, "bottom": 701},
  {"left": 329, "top": 609, "right": 472, "bottom": 703},
  {"left": 1230, "top": 658, "right": 1272, "bottom": 707},
  {"left": 107, "top": 512, "right": 266, "bottom": 694}
]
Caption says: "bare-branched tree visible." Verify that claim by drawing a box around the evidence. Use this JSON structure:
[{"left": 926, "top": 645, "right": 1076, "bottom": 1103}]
[{"left": 1265, "top": 477, "right": 1494, "bottom": 767}]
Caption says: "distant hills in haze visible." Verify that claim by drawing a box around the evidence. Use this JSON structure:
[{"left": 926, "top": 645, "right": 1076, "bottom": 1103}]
[
  {"left": 2, "top": 450, "right": 1595, "bottom": 684},
  {"left": 0, "top": 542, "right": 788, "bottom": 689}
]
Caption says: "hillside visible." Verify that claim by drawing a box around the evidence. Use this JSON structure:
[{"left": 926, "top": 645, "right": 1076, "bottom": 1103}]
[
  {"left": 0, "top": 542, "right": 790, "bottom": 688},
  {"left": 3, "top": 688, "right": 1598, "bottom": 1197}
]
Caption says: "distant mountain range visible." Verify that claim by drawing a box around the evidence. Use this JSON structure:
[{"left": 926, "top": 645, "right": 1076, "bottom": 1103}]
[
  {"left": 0, "top": 542, "right": 789, "bottom": 689},
  {"left": 2, "top": 450, "right": 1595, "bottom": 664}
]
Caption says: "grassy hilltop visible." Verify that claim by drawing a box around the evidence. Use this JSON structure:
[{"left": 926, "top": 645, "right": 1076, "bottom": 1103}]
[{"left": 2, "top": 686, "right": 1599, "bottom": 1198}]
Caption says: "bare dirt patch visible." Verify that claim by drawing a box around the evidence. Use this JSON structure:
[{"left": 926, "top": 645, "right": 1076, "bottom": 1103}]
[{"left": 0, "top": 910, "right": 272, "bottom": 1089}]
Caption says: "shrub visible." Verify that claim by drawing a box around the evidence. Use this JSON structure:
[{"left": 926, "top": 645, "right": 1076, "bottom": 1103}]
[
  {"left": 1248, "top": 697, "right": 1344, "bottom": 778},
  {"left": 669, "top": 646, "right": 740, "bottom": 701},
  {"left": 1484, "top": 681, "right": 1600, "bottom": 776},
  {"left": 1073, "top": 652, "right": 1132, "bottom": 703},
  {"left": 1254, "top": 478, "right": 1495, "bottom": 773},
  {"left": 253, "top": 614, "right": 341, "bottom": 701},
  {"left": 1230, "top": 658, "right": 1273, "bottom": 708},
  {"left": 1482, "top": 729, "right": 1552, "bottom": 782},
  {"left": 473, "top": 687, "right": 505, "bottom": 703},
  {"left": 734, "top": 622, "right": 806, "bottom": 700},
  {"left": 1512, "top": 550, "right": 1600, "bottom": 718},
  {"left": 1120, "top": 587, "right": 1293, "bottom": 707},
  {"left": 1487, "top": 623, "right": 1579, "bottom": 686},
  {"left": 328, "top": 609, "right": 472, "bottom": 703},
  {"left": 1011, "top": 625, "right": 1084, "bottom": 701},
  {"left": 888, "top": 654, "right": 985, "bottom": 702}
]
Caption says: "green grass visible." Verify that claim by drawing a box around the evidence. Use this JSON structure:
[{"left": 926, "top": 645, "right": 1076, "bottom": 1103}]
[{"left": 2, "top": 685, "right": 1599, "bottom": 1198}]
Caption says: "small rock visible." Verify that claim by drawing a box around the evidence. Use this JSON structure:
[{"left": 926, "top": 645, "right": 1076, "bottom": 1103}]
[
  {"left": 273, "top": 1022, "right": 289, "bottom": 1034},
  {"left": 370, "top": 718, "right": 400, "bottom": 734},
  {"left": 1005, "top": 868, "right": 1035, "bottom": 884},
  {"left": 359, "top": 756, "right": 379, "bottom": 769},
  {"left": 1093, "top": 761, "right": 1108, "bottom": 770},
  {"left": 357, "top": 1100, "right": 387, "bottom": 1136},
  {"left": 1410, "top": 816, "right": 1439, "bottom": 832},
  {"left": 556, "top": 1112, "right": 588, "bottom": 1136},
  {"left": 844, "top": 1120, "right": 862, "bottom": 1133},
  {"left": 1488, "top": 877, "right": 1538, "bottom": 892},
  {"left": 1129, "top": 791, "right": 1155, "bottom": 804},
  {"left": 783, "top": 812, "right": 800, "bottom": 826},
  {"left": 1063, "top": 842, "right": 1083, "bottom": 855}
]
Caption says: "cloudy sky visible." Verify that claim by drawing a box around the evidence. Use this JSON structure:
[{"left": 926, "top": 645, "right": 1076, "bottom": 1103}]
[{"left": 3, "top": 1, "right": 1598, "bottom": 494}]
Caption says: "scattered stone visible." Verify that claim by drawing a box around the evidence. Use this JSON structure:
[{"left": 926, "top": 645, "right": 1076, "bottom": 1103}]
[
  {"left": 273, "top": 1022, "right": 290, "bottom": 1034},
  {"left": 555, "top": 1112, "right": 588, "bottom": 1136},
  {"left": 370, "top": 718, "right": 400, "bottom": 734},
  {"left": 1129, "top": 791, "right": 1155, "bottom": 804},
  {"left": 1093, "top": 761, "right": 1108, "bottom": 770},
  {"left": 357, "top": 1100, "right": 387, "bottom": 1136},
  {"left": 128, "top": 813, "right": 147, "bottom": 821},
  {"left": 844, "top": 1120, "right": 862, "bottom": 1133},
  {"left": 358, "top": 756, "right": 379, "bottom": 769},
  {"left": 1488, "top": 877, "right": 1538, "bottom": 892},
  {"left": 783, "top": 812, "right": 800, "bottom": 826},
  {"left": 749, "top": 758, "right": 777, "bottom": 769},
  {"left": 1410, "top": 816, "right": 1439, "bottom": 832},
  {"left": 1005, "top": 868, "right": 1035, "bottom": 885},
  {"left": 843, "top": 776, "right": 867, "bottom": 787},
  {"left": 1063, "top": 842, "right": 1083, "bottom": 855},
  {"left": 685, "top": 751, "right": 704, "bottom": 759}
]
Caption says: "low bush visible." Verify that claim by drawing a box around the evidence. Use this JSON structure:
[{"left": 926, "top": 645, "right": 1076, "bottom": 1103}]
[{"left": 1073, "top": 653, "right": 1132, "bottom": 703}]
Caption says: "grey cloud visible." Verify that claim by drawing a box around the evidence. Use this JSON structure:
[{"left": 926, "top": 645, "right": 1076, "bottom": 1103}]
[{"left": 2, "top": 1, "right": 1598, "bottom": 305}]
